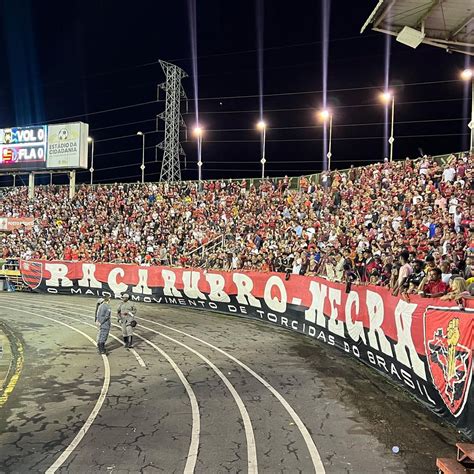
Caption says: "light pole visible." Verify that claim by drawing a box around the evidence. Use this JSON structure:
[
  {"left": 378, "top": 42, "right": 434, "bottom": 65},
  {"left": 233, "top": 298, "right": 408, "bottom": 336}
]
[
  {"left": 137, "top": 131, "right": 145, "bottom": 183},
  {"left": 461, "top": 68, "right": 474, "bottom": 153},
  {"left": 194, "top": 126, "right": 203, "bottom": 187},
  {"left": 319, "top": 109, "right": 333, "bottom": 171},
  {"left": 88, "top": 136, "right": 94, "bottom": 185},
  {"left": 257, "top": 120, "right": 267, "bottom": 179},
  {"left": 380, "top": 91, "right": 395, "bottom": 162}
]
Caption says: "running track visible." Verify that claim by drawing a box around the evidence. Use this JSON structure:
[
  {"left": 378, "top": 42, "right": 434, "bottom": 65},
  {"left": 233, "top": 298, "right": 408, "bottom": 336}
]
[{"left": 0, "top": 293, "right": 460, "bottom": 473}]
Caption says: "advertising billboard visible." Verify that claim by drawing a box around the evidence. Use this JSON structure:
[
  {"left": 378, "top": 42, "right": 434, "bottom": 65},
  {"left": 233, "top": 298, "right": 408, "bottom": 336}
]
[
  {"left": 47, "top": 122, "right": 89, "bottom": 169},
  {"left": 0, "top": 122, "right": 89, "bottom": 171}
]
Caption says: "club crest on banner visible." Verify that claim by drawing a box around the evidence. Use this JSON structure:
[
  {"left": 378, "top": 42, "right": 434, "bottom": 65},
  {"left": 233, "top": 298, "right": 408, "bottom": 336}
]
[
  {"left": 20, "top": 260, "right": 43, "bottom": 290},
  {"left": 424, "top": 310, "right": 473, "bottom": 416}
]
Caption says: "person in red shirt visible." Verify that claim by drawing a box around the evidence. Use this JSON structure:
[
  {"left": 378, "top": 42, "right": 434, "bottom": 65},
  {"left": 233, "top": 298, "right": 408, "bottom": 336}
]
[{"left": 419, "top": 267, "right": 448, "bottom": 298}]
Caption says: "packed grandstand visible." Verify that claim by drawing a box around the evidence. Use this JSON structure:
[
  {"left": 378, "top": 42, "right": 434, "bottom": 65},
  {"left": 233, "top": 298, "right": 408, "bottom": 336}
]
[{"left": 0, "top": 152, "right": 472, "bottom": 301}]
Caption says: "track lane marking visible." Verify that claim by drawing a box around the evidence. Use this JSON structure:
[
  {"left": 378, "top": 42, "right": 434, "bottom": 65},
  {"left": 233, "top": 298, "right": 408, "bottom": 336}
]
[
  {"left": 5, "top": 300, "right": 146, "bottom": 368},
  {"left": 46, "top": 297, "right": 325, "bottom": 472},
  {"left": 0, "top": 327, "right": 24, "bottom": 409},
  {"left": 118, "top": 327, "right": 201, "bottom": 474},
  {"left": 0, "top": 304, "right": 111, "bottom": 474},
  {"left": 61, "top": 308, "right": 201, "bottom": 474},
  {"left": 141, "top": 316, "right": 325, "bottom": 473},
  {"left": 5, "top": 299, "right": 199, "bottom": 474},
  {"left": 57, "top": 309, "right": 147, "bottom": 368},
  {"left": 52, "top": 300, "right": 258, "bottom": 473},
  {"left": 138, "top": 326, "right": 259, "bottom": 474}
]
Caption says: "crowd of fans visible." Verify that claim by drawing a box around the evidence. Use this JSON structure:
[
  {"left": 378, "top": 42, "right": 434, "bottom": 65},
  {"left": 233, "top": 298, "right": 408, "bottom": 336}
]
[{"left": 0, "top": 152, "right": 473, "bottom": 300}]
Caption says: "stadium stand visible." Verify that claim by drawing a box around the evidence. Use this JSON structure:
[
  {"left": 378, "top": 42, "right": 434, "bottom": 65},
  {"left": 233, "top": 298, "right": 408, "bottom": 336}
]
[{"left": 0, "top": 152, "right": 472, "bottom": 300}]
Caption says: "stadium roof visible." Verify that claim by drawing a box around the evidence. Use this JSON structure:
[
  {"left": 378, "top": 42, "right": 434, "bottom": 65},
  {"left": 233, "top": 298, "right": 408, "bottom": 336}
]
[{"left": 361, "top": 0, "right": 474, "bottom": 56}]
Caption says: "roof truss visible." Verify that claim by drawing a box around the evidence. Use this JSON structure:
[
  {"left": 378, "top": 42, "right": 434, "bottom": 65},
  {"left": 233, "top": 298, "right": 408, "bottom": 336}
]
[{"left": 361, "top": 0, "right": 474, "bottom": 56}]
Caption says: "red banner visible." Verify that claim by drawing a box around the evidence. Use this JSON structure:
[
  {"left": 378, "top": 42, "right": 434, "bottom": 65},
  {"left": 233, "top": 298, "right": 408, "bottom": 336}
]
[
  {"left": 19, "top": 260, "right": 474, "bottom": 440},
  {"left": 0, "top": 217, "right": 34, "bottom": 232}
]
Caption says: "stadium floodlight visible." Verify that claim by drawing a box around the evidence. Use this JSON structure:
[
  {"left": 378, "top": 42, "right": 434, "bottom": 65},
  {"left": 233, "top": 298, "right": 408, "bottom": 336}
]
[
  {"left": 318, "top": 109, "right": 333, "bottom": 171},
  {"left": 396, "top": 26, "right": 425, "bottom": 49},
  {"left": 137, "top": 132, "right": 145, "bottom": 184},
  {"left": 256, "top": 120, "right": 267, "bottom": 179},
  {"left": 88, "top": 137, "right": 95, "bottom": 185},
  {"left": 380, "top": 92, "right": 395, "bottom": 162},
  {"left": 461, "top": 69, "right": 473, "bottom": 81},
  {"left": 193, "top": 126, "right": 204, "bottom": 185},
  {"left": 380, "top": 91, "right": 393, "bottom": 103},
  {"left": 318, "top": 109, "right": 331, "bottom": 121},
  {"left": 460, "top": 69, "right": 474, "bottom": 152}
]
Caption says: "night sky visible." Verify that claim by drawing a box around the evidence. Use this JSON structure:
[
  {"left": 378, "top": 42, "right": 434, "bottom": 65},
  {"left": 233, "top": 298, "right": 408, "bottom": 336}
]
[{"left": 0, "top": 0, "right": 471, "bottom": 185}]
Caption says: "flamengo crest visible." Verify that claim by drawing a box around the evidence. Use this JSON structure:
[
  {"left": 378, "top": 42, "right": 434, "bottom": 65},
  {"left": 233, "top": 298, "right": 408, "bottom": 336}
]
[{"left": 20, "top": 260, "right": 43, "bottom": 290}]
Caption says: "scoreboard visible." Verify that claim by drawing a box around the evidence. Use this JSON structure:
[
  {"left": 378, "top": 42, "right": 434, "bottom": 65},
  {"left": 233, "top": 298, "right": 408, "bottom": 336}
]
[
  {"left": 0, "top": 126, "right": 47, "bottom": 170},
  {"left": 0, "top": 122, "right": 89, "bottom": 171}
]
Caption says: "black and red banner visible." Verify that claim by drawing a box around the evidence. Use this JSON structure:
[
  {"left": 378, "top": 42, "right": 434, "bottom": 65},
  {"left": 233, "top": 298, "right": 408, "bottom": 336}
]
[{"left": 20, "top": 260, "right": 474, "bottom": 440}]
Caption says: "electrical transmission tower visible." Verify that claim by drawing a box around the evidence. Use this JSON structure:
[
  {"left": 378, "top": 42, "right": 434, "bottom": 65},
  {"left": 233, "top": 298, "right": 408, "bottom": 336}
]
[{"left": 157, "top": 60, "right": 188, "bottom": 182}]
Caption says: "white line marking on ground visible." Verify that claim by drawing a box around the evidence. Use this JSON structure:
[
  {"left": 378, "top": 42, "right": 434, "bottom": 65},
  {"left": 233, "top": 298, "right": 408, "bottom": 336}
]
[
  {"left": 0, "top": 304, "right": 111, "bottom": 474},
  {"left": 59, "top": 308, "right": 147, "bottom": 368},
  {"left": 141, "top": 326, "right": 259, "bottom": 474},
  {"left": 9, "top": 299, "right": 199, "bottom": 474},
  {"left": 129, "top": 348, "right": 147, "bottom": 368},
  {"left": 138, "top": 315, "right": 325, "bottom": 474},
  {"left": 48, "top": 298, "right": 324, "bottom": 472},
  {"left": 123, "top": 329, "right": 201, "bottom": 474},
  {"left": 55, "top": 300, "right": 258, "bottom": 473},
  {"left": 9, "top": 300, "right": 147, "bottom": 369}
]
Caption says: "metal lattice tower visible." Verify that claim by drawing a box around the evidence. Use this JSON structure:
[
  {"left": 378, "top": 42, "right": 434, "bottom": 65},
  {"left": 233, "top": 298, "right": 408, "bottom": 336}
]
[{"left": 157, "top": 60, "right": 188, "bottom": 182}]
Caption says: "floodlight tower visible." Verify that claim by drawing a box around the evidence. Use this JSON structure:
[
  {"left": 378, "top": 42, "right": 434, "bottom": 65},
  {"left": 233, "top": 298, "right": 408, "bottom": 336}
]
[
  {"left": 318, "top": 109, "right": 333, "bottom": 171},
  {"left": 461, "top": 69, "right": 474, "bottom": 153},
  {"left": 158, "top": 60, "right": 188, "bottom": 182},
  {"left": 380, "top": 91, "right": 395, "bottom": 162}
]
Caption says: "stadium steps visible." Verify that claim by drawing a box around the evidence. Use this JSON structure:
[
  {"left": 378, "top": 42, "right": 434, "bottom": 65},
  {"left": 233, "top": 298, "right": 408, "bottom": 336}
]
[
  {"left": 5, "top": 275, "right": 29, "bottom": 292},
  {"left": 457, "top": 444, "right": 474, "bottom": 468},
  {"left": 437, "top": 443, "right": 474, "bottom": 473}
]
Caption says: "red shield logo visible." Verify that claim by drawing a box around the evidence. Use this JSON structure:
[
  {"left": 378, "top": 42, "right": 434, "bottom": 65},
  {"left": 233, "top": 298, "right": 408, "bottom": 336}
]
[
  {"left": 424, "top": 308, "right": 473, "bottom": 417},
  {"left": 20, "top": 260, "right": 43, "bottom": 290}
]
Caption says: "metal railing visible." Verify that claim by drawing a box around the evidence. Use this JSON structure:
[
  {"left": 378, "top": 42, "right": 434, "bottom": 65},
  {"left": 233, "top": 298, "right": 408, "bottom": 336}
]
[
  {"left": 0, "top": 150, "right": 467, "bottom": 194},
  {"left": 186, "top": 234, "right": 226, "bottom": 259}
]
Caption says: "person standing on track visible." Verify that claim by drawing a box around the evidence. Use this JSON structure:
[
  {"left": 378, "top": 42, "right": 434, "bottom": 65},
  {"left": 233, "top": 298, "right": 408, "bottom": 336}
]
[
  {"left": 117, "top": 294, "right": 137, "bottom": 348},
  {"left": 95, "top": 298, "right": 104, "bottom": 322},
  {"left": 96, "top": 295, "right": 111, "bottom": 355}
]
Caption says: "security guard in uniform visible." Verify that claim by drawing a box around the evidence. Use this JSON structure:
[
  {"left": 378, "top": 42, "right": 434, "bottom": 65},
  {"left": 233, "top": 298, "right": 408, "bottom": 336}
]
[
  {"left": 95, "top": 298, "right": 104, "bottom": 322},
  {"left": 117, "top": 294, "right": 137, "bottom": 348},
  {"left": 96, "top": 295, "right": 112, "bottom": 354}
]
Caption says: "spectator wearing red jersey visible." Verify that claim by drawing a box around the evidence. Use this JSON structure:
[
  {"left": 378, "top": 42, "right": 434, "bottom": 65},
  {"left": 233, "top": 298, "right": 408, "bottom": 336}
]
[{"left": 419, "top": 268, "right": 448, "bottom": 298}]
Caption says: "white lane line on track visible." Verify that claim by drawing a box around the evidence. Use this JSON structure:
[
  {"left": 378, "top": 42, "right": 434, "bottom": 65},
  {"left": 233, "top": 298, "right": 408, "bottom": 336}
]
[
  {"left": 7, "top": 299, "right": 200, "bottom": 474},
  {"left": 62, "top": 308, "right": 201, "bottom": 474},
  {"left": 141, "top": 326, "right": 259, "bottom": 474},
  {"left": 7, "top": 299, "right": 147, "bottom": 368},
  {"left": 54, "top": 301, "right": 258, "bottom": 474},
  {"left": 53, "top": 298, "right": 325, "bottom": 473},
  {"left": 139, "top": 315, "right": 326, "bottom": 474},
  {"left": 129, "top": 348, "right": 146, "bottom": 367},
  {"left": 0, "top": 304, "right": 111, "bottom": 474},
  {"left": 118, "top": 326, "right": 201, "bottom": 474},
  {"left": 59, "top": 308, "right": 147, "bottom": 368}
]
